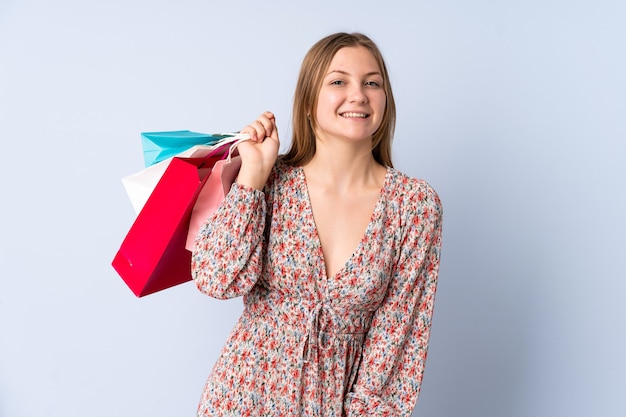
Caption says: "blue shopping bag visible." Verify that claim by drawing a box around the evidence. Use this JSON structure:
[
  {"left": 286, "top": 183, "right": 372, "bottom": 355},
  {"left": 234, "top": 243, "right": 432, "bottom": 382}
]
[{"left": 141, "top": 131, "right": 237, "bottom": 167}]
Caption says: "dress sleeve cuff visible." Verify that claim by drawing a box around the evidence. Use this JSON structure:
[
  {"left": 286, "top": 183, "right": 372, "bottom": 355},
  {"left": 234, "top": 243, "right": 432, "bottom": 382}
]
[
  {"left": 227, "top": 182, "right": 265, "bottom": 209},
  {"left": 344, "top": 392, "right": 393, "bottom": 416}
]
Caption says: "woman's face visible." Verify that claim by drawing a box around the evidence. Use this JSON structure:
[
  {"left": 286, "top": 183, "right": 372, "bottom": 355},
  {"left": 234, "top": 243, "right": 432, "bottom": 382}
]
[{"left": 313, "top": 46, "right": 386, "bottom": 146}]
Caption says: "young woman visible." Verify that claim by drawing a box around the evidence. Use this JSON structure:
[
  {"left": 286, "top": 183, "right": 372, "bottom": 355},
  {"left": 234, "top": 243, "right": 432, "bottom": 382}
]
[{"left": 192, "top": 32, "right": 443, "bottom": 416}]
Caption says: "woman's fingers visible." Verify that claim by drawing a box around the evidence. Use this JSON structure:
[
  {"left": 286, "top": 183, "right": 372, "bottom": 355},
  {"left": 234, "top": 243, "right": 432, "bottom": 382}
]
[
  {"left": 256, "top": 112, "right": 275, "bottom": 140},
  {"left": 237, "top": 112, "right": 280, "bottom": 164},
  {"left": 240, "top": 123, "right": 261, "bottom": 142},
  {"left": 266, "top": 118, "right": 279, "bottom": 148},
  {"left": 241, "top": 111, "right": 276, "bottom": 142}
]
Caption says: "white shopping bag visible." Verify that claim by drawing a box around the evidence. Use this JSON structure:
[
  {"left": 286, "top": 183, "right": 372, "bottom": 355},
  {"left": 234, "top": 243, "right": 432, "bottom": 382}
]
[{"left": 122, "top": 133, "right": 249, "bottom": 214}]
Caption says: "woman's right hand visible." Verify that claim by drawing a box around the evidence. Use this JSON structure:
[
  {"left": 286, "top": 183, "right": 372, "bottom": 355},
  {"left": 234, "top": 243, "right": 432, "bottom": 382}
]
[{"left": 235, "top": 111, "right": 280, "bottom": 190}]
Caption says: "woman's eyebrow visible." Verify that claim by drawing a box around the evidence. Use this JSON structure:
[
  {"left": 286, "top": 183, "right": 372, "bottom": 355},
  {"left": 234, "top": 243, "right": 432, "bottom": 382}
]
[{"left": 326, "top": 69, "right": 382, "bottom": 77}]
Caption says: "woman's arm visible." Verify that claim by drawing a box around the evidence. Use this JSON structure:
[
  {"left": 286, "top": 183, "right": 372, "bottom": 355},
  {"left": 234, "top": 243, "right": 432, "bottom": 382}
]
[
  {"left": 191, "top": 111, "right": 280, "bottom": 299},
  {"left": 191, "top": 182, "right": 268, "bottom": 299},
  {"left": 344, "top": 182, "right": 443, "bottom": 416}
]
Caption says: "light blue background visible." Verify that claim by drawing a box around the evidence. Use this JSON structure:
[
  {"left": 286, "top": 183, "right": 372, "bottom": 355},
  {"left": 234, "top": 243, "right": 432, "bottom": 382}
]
[{"left": 1, "top": 1, "right": 624, "bottom": 416}]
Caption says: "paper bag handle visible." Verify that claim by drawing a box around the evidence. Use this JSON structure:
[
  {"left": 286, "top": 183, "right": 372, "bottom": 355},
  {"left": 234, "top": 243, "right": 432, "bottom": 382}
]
[{"left": 224, "top": 136, "right": 252, "bottom": 163}]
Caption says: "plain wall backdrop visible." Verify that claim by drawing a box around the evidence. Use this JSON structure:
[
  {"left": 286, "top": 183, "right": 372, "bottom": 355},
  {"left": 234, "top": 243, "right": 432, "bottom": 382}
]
[{"left": 1, "top": 1, "right": 624, "bottom": 416}]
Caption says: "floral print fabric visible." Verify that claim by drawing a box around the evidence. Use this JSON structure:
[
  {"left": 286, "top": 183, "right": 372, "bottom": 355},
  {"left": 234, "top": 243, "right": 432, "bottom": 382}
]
[{"left": 191, "top": 162, "right": 443, "bottom": 416}]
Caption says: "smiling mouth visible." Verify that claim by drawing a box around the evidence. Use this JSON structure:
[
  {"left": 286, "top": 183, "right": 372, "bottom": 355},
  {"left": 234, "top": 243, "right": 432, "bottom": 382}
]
[{"left": 340, "top": 112, "right": 369, "bottom": 118}]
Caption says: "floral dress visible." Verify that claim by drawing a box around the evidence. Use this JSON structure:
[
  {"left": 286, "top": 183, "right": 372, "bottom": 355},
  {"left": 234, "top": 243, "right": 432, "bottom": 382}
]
[{"left": 191, "top": 162, "right": 443, "bottom": 417}]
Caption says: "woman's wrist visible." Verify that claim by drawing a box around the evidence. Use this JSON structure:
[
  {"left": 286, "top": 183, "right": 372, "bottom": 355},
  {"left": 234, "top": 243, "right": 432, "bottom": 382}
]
[{"left": 236, "top": 165, "right": 271, "bottom": 190}]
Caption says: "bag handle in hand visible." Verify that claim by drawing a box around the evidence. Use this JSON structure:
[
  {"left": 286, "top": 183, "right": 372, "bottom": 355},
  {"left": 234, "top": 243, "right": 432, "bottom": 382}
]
[{"left": 223, "top": 135, "right": 252, "bottom": 162}]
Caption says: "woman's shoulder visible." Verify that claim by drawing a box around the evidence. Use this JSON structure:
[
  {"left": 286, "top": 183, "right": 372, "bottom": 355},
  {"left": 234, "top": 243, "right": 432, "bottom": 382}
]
[
  {"left": 386, "top": 167, "right": 443, "bottom": 216},
  {"left": 272, "top": 160, "right": 299, "bottom": 177},
  {"left": 264, "top": 160, "right": 301, "bottom": 192}
]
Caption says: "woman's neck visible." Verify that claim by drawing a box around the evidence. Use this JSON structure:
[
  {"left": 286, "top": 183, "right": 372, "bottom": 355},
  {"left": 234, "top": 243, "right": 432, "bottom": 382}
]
[{"left": 303, "top": 139, "right": 385, "bottom": 192}]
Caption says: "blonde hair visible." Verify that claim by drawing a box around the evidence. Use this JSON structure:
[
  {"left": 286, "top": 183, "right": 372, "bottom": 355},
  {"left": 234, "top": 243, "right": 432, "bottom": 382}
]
[{"left": 280, "top": 32, "right": 396, "bottom": 167}]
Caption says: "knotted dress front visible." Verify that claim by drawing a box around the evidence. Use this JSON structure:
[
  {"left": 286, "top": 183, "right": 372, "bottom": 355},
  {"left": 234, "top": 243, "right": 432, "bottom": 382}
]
[{"left": 191, "top": 162, "right": 443, "bottom": 416}]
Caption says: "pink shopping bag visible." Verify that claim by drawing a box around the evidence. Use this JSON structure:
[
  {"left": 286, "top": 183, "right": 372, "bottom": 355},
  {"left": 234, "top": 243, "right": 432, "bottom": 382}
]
[{"left": 185, "top": 139, "right": 248, "bottom": 250}]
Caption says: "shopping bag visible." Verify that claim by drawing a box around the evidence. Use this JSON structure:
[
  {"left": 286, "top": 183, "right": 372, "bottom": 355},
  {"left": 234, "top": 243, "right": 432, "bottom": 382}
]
[
  {"left": 123, "top": 134, "right": 248, "bottom": 214},
  {"left": 112, "top": 154, "right": 224, "bottom": 297},
  {"left": 141, "top": 130, "right": 238, "bottom": 167},
  {"left": 185, "top": 138, "right": 249, "bottom": 250}
]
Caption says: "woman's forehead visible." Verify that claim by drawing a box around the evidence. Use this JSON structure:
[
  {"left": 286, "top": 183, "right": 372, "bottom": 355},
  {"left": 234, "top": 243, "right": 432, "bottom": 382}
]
[{"left": 325, "top": 46, "right": 382, "bottom": 75}]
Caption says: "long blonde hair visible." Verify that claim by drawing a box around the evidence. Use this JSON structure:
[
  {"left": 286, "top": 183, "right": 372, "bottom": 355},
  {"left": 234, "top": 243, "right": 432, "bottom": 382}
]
[{"left": 280, "top": 32, "right": 396, "bottom": 167}]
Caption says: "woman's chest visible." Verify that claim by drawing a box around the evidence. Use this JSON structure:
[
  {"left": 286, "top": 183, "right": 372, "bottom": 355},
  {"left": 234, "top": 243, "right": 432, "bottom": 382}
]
[{"left": 264, "top": 183, "right": 401, "bottom": 310}]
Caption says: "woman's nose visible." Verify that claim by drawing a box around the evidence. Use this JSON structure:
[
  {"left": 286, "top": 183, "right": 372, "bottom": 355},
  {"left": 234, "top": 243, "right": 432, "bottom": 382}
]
[{"left": 348, "top": 85, "right": 368, "bottom": 103}]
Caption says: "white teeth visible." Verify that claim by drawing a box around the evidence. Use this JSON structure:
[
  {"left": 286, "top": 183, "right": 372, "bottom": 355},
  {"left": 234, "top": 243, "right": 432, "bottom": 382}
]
[{"left": 341, "top": 112, "right": 368, "bottom": 118}]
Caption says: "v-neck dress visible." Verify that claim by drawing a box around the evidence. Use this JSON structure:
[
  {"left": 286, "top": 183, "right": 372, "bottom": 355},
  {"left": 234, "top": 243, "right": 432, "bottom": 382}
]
[{"left": 191, "top": 162, "right": 443, "bottom": 417}]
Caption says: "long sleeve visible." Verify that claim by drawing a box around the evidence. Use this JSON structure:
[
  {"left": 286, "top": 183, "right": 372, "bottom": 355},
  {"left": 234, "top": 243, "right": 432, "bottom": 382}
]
[
  {"left": 344, "top": 183, "right": 443, "bottom": 416},
  {"left": 191, "top": 182, "right": 267, "bottom": 299}
]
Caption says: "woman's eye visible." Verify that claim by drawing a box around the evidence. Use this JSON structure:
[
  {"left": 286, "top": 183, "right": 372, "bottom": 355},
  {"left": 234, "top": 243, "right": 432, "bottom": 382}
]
[
  {"left": 330, "top": 80, "right": 345, "bottom": 86},
  {"left": 365, "top": 81, "right": 381, "bottom": 87}
]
